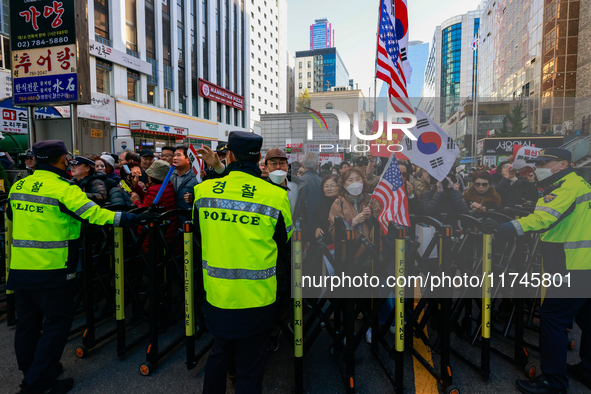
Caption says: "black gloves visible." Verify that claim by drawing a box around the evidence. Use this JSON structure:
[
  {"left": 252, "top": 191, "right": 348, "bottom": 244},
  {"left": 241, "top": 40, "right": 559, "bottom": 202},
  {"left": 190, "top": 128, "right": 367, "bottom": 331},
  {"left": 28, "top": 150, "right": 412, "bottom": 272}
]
[
  {"left": 137, "top": 210, "right": 161, "bottom": 224},
  {"left": 480, "top": 218, "right": 500, "bottom": 234}
]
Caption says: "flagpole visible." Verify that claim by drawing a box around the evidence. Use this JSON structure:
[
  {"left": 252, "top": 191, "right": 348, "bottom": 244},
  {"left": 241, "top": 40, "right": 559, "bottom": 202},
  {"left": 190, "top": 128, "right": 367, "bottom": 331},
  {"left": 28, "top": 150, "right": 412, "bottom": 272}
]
[{"left": 374, "top": 0, "right": 384, "bottom": 124}]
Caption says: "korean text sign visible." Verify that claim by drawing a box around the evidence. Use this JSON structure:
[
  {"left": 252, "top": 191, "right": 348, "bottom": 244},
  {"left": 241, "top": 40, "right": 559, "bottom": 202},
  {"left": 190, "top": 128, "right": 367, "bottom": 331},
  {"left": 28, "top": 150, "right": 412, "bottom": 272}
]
[{"left": 10, "top": 0, "right": 90, "bottom": 106}]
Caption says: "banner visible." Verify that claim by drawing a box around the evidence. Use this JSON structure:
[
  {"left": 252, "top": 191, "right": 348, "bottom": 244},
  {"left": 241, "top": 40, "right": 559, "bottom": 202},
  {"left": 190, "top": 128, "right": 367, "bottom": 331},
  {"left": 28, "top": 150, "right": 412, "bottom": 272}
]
[
  {"left": 400, "top": 109, "right": 460, "bottom": 181},
  {"left": 370, "top": 120, "right": 405, "bottom": 158},
  {"left": 188, "top": 144, "right": 204, "bottom": 183},
  {"left": 512, "top": 144, "right": 543, "bottom": 161}
]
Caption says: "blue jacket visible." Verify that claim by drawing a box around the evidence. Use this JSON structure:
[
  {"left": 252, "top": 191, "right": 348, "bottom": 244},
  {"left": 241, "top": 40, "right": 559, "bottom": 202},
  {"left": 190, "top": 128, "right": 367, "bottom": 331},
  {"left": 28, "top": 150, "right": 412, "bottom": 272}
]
[{"left": 170, "top": 169, "right": 198, "bottom": 210}]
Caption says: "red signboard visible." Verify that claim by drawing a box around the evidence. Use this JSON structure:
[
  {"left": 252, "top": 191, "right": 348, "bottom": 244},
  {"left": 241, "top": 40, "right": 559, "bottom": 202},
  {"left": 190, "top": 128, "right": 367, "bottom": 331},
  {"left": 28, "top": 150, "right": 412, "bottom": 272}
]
[
  {"left": 198, "top": 78, "right": 244, "bottom": 110},
  {"left": 369, "top": 121, "right": 407, "bottom": 159}
]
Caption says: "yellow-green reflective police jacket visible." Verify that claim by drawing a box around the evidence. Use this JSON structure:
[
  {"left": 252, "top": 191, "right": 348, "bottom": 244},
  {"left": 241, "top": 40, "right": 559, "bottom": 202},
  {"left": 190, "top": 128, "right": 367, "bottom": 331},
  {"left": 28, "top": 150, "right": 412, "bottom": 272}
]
[
  {"left": 7, "top": 166, "right": 121, "bottom": 289},
  {"left": 512, "top": 169, "right": 591, "bottom": 270},
  {"left": 193, "top": 169, "right": 292, "bottom": 310}
]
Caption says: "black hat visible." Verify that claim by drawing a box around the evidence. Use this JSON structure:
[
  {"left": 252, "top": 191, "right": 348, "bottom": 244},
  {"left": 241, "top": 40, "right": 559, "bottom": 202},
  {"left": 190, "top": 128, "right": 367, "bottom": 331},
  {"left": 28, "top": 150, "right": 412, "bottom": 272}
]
[
  {"left": 70, "top": 156, "right": 95, "bottom": 167},
  {"left": 355, "top": 156, "right": 369, "bottom": 166},
  {"left": 32, "top": 140, "right": 68, "bottom": 160},
  {"left": 216, "top": 141, "right": 228, "bottom": 153},
  {"left": 226, "top": 132, "right": 262, "bottom": 157},
  {"left": 526, "top": 147, "right": 572, "bottom": 163},
  {"left": 140, "top": 149, "right": 154, "bottom": 157},
  {"left": 19, "top": 149, "right": 34, "bottom": 159}
]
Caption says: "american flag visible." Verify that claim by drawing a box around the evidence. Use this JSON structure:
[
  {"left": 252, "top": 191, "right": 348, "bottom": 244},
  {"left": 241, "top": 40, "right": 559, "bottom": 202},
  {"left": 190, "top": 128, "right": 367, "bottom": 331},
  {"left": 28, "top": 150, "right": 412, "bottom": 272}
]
[
  {"left": 371, "top": 155, "right": 409, "bottom": 234},
  {"left": 376, "top": 0, "right": 413, "bottom": 114}
]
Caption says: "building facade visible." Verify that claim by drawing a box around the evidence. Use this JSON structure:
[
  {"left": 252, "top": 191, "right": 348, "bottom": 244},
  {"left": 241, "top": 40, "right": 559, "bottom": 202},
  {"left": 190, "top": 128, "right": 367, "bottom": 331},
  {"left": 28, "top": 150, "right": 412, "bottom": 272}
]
[
  {"left": 247, "top": 0, "right": 287, "bottom": 134},
  {"left": 310, "top": 18, "right": 334, "bottom": 50},
  {"left": 420, "top": 8, "right": 483, "bottom": 124},
  {"left": 406, "top": 41, "right": 430, "bottom": 106},
  {"left": 478, "top": 0, "right": 583, "bottom": 134},
  {"left": 295, "top": 47, "right": 349, "bottom": 96}
]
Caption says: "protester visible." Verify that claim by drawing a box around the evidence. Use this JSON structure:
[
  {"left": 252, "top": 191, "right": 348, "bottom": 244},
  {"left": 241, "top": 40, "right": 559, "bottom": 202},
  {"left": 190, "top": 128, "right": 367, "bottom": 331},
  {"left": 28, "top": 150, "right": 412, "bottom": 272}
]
[
  {"left": 398, "top": 161, "right": 421, "bottom": 214},
  {"left": 170, "top": 146, "right": 198, "bottom": 211},
  {"left": 313, "top": 174, "right": 339, "bottom": 243},
  {"left": 140, "top": 150, "right": 155, "bottom": 172},
  {"left": 160, "top": 146, "right": 175, "bottom": 165},
  {"left": 411, "top": 167, "right": 431, "bottom": 199},
  {"left": 109, "top": 162, "right": 143, "bottom": 207},
  {"left": 70, "top": 156, "right": 108, "bottom": 206},
  {"left": 100, "top": 154, "right": 121, "bottom": 185},
  {"left": 259, "top": 157, "right": 269, "bottom": 181},
  {"left": 421, "top": 174, "right": 469, "bottom": 217},
  {"left": 493, "top": 162, "right": 538, "bottom": 208},
  {"left": 300, "top": 153, "right": 324, "bottom": 216},
  {"left": 463, "top": 171, "right": 501, "bottom": 211}
]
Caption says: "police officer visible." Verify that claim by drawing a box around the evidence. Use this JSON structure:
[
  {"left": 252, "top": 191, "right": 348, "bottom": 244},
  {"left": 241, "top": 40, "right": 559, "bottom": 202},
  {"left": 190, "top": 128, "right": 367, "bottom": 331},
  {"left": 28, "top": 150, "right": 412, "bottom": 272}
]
[
  {"left": 7, "top": 140, "right": 152, "bottom": 394},
  {"left": 483, "top": 148, "right": 591, "bottom": 394},
  {"left": 193, "top": 131, "right": 292, "bottom": 393}
]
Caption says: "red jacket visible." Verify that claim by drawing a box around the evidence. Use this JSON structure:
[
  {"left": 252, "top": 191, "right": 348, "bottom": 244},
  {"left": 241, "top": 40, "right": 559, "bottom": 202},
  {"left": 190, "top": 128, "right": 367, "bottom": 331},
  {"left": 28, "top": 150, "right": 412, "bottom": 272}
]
[{"left": 136, "top": 182, "right": 178, "bottom": 253}]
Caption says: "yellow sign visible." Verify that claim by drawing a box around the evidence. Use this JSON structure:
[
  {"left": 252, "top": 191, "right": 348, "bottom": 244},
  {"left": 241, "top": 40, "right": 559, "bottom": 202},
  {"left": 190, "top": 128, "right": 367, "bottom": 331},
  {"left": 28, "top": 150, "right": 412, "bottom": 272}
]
[
  {"left": 12, "top": 44, "right": 77, "bottom": 78},
  {"left": 91, "top": 129, "right": 103, "bottom": 138}
]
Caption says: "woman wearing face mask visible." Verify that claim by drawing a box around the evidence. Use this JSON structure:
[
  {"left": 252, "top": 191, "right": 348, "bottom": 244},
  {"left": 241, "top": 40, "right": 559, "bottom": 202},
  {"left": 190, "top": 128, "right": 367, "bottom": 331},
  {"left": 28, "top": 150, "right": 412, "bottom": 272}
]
[
  {"left": 463, "top": 171, "right": 501, "bottom": 212},
  {"left": 329, "top": 168, "right": 381, "bottom": 258},
  {"left": 493, "top": 161, "right": 538, "bottom": 208},
  {"left": 69, "top": 156, "right": 108, "bottom": 206},
  {"left": 108, "top": 162, "right": 143, "bottom": 206},
  {"left": 94, "top": 155, "right": 119, "bottom": 193}
]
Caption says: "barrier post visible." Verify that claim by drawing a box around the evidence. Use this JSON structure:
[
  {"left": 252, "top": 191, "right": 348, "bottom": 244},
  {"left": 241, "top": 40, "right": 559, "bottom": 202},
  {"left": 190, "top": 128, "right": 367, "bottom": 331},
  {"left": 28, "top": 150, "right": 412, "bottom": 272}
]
[
  {"left": 4, "top": 210, "right": 15, "bottom": 326},
  {"left": 481, "top": 232, "right": 492, "bottom": 380},
  {"left": 394, "top": 226, "right": 406, "bottom": 393},
  {"left": 440, "top": 225, "right": 454, "bottom": 390},
  {"left": 183, "top": 222, "right": 196, "bottom": 365},
  {"left": 293, "top": 219, "right": 304, "bottom": 394},
  {"left": 81, "top": 227, "right": 96, "bottom": 354},
  {"left": 141, "top": 221, "right": 159, "bottom": 376},
  {"left": 114, "top": 227, "right": 126, "bottom": 357}
]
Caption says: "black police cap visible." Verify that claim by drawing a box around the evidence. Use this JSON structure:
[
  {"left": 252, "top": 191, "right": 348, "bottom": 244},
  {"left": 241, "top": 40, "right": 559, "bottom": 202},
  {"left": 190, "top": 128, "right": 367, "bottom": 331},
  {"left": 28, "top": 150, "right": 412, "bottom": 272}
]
[
  {"left": 526, "top": 147, "right": 572, "bottom": 163},
  {"left": 226, "top": 132, "right": 262, "bottom": 157},
  {"left": 216, "top": 141, "right": 228, "bottom": 153},
  {"left": 19, "top": 149, "right": 34, "bottom": 159},
  {"left": 140, "top": 149, "right": 154, "bottom": 157},
  {"left": 32, "top": 140, "right": 68, "bottom": 160},
  {"left": 70, "top": 156, "right": 95, "bottom": 167}
]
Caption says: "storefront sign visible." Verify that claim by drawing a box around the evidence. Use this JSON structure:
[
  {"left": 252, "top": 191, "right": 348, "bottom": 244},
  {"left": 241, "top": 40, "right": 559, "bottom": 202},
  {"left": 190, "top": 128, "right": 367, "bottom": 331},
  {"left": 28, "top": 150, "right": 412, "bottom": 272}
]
[
  {"left": 0, "top": 70, "right": 13, "bottom": 100},
  {"left": 129, "top": 120, "right": 188, "bottom": 136},
  {"left": 10, "top": 0, "right": 90, "bottom": 105},
  {"left": 286, "top": 139, "right": 304, "bottom": 153},
  {"left": 483, "top": 156, "right": 497, "bottom": 166},
  {"left": 0, "top": 97, "right": 62, "bottom": 134},
  {"left": 198, "top": 78, "right": 244, "bottom": 110},
  {"left": 480, "top": 137, "right": 563, "bottom": 155},
  {"left": 89, "top": 39, "right": 152, "bottom": 75},
  {"left": 55, "top": 92, "right": 116, "bottom": 123}
]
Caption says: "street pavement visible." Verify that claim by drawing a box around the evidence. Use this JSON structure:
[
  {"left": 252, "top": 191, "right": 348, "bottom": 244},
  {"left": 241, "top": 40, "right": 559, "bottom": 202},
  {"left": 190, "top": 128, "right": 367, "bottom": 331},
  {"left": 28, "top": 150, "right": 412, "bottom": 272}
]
[{"left": 0, "top": 302, "right": 588, "bottom": 394}]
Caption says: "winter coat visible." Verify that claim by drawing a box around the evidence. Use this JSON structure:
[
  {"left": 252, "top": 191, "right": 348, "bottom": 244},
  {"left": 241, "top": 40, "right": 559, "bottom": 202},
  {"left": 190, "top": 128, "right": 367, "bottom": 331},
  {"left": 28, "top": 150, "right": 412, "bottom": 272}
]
[
  {"left": 170, "top": 169, "right": 198, "bottom": 211},
  {"left": 329, "top": 193, "right": 382, "bottom": 258},
  {"left": 76, "top": 174, "right": 108, "bottom": 206},
  {"left": 421, "top": 188, "right": 469, "bottom": 217},
  {"left": 411, "top": 174, "right": 430, "bottom": 199},
  {"left": 136, "top": 182, "right": 178, "bottom": 253},
  {"left": 463, "top": 184, "right": 502, "bottom": 210},
  {"left": 494, "top": 176, "right": 539, "bottom": 208},
  {"left": 313, "top": 196, "right": 337, "bottom": 243},
  {"left": 285, "top": 176, "right": 309, "bottom": 237},
  {"left": 108, "top": 186, "right": 133, "bottom": 207},
  {"left": 101, "top": 171, "right": 119, "bottom": 193},
  {"left": 299, "top": 169, "right": 324, "bottom": 216}
]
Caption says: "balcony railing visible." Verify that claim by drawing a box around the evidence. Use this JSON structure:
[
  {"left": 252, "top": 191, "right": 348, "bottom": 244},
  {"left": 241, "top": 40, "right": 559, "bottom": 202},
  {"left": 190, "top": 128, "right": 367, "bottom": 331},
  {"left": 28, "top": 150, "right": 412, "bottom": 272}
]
[
  {"left": 94, "top": 34, "right": 112, "bottom": 47},
  {"left": 163, "top": 65, "right": 174, "bottom": 91},
  {"left": 126, "top": 48, "right": 140, "bottom": 58}
]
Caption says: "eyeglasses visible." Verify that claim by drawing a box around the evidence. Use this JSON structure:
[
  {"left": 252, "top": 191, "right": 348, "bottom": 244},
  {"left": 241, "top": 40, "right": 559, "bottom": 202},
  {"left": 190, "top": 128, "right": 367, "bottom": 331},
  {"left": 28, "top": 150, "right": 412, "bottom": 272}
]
[
  {"left": 475, "top": 182, "right": 489, "bottom": 187},
  {"left": 324, "top": 184, "right": 337, "bottom": 189}
]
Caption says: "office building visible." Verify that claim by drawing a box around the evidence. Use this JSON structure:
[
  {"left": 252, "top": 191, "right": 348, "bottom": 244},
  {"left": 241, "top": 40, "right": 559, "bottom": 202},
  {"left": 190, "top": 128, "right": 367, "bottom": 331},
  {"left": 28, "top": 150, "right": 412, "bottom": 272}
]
[
  {"left": 295, "top": 47, "right": 349, "bottom": 96},
  {"left": 310, "top": 18, "right": 334, "bottom": 50},
  {"left": 407, "top": 41, "right": 430, "bottom": 102},
  {"left": 420, "top": 7, "right": 483, "bottom": 124},
  {"left": 249, "top": 0, "right": 287, "bottom": 134}
]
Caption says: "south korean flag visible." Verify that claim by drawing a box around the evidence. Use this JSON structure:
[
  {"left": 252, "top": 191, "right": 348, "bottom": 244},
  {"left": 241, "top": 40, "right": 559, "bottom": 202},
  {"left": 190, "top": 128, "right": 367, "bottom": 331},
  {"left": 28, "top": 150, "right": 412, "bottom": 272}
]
[{"left": 400, "top": 109, "right": 460, "bottom": 181}]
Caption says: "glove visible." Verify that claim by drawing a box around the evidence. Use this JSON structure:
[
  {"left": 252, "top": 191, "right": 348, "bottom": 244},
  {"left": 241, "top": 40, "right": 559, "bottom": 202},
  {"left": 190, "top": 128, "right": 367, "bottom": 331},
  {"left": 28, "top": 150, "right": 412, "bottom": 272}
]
[
  {"left": 498, "top": 222, "right": 518, "bottom": 238},
  {"left": 137, "top": 210, "right": 161, "bottom": 224},
  {"left": 480, "top": 218, "right": 500, "bottom": 234}
]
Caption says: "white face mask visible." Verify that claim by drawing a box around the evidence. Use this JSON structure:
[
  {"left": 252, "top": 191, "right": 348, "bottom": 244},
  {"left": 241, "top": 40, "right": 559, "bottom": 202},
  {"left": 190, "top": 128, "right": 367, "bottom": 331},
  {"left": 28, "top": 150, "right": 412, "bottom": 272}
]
[
  {"left": 269, "top": 170, "right": 287, "bottom": 185},
  {"left": 346, "top": 182, "right": 364, "bottom": 196},
  {"left": 534, "top": 162, "right": 561, "bottom": 181}
]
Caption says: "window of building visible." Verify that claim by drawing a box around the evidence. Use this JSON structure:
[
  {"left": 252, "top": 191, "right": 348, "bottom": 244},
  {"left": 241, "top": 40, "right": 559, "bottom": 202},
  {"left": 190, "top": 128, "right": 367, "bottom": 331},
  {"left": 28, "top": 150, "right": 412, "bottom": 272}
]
[
  {"left": 203, "top": 98, "right": 210, "bottom": 119},
  {"left": 164, "top": 89, "right": 173, "bottom": 109},
  {"left": 94, "top": 0, "right": 110, "bottom": 41},
  {"left": 202, "top": 0, "right": 209, "bottom": 79},
  {"left": 308, "top": 61, "right": 311, "bottom": 67},
  {"left": 264, "top": 13, "right": 266, "bottom": 18},
  {"left": 264, "top": 87, "right": 267, "bottom": 92},
  {"left": 145, "top": 0, "right": 156, "bottom": 59},
  {"left": 264, "top": 99, "right": 267, "bottom": 104},
  {"left": 258, "top": 96, "right": 261, "bottom": 102},
  {"left": 251, "top": 39, "right": 254, "bottom": 45},
  {"left": 299, "top": 83, "right": 302, "bottom": 89},
  {"left": 251, "top": 106, "right": 255, "bottom": 112},
  {"left": 251, "top": 66, "right": 254, "bottom": 71},
  {"left": 299, "top": 72, "right": 302, "bottom": 78},
  {"left": 251, "top": 53, "right": 254, "bottom": 58},
  {"left": 125, "top": 0, "right": 137, "bottom": 52},
  {"left": 127, "top": 69, "right": 140, "bottom": 101},
  {"left": 258, "top": 83, "right": 261, "bottom": 88},
  {"left": 96, "top": 59, "right": 112, "bottom": 95},
  {"left": 307, "top": 72, "right": 311, "bottom": 77},
  {"left": 147, "top": 84, "right": 156, "bottom": 105},
  {"left": 307, "top": 82, "right": 311, "bottom": 88},
  {"left": 217, "top": 103, "right": 222, "bottom": 122},
  {"left": 258, "top": 108, "right": 261, "bottom": 114},
  {"left": 264, "top": 63, "right": 267, "bottom": 68},
  {"left": 251, "top": 26, "right": 254, "bottom": 31},
  {"left": 251, "top": 79, "right": 254, "bottom": 84},
  {"left": 226, "top": 106, "right": 231, "bottom": 124},
  {"left": 258, "top": 70, "right": 261, "bottom": 76},
  {"left": 264, "top": 75, "right": 267, "bottom": 80}
]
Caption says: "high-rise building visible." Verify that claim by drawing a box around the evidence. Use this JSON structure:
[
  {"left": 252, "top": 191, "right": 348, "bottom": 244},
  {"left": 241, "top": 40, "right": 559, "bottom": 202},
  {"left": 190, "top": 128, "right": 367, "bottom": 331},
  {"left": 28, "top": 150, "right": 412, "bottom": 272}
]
[
  {"left": 310, "top": 18, "right": 334, "bottom": 50},
  {"left": 295, "top": 48, "right": 349, "bottom": 96},
  {"left": 420, "top": 7, "right": 483, "bottom": 124},
  {"left": 407, "top": 41, "right": 430, "bottom": 104},
  {"left": 479, "top": 0, "right": 583, "bottom": 134},
  {"left": 249, "top": 0, "right": 287, "bottom": 134}
]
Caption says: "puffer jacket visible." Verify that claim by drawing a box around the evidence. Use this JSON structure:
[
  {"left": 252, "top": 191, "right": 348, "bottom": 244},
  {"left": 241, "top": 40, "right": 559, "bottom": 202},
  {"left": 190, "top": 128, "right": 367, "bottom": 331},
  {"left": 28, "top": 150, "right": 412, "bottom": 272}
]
[
  {"left": 77, "top": 173, "right": 108, "bottom": 206},
  {"left": 135, "top": 182, "right": 178, "bottom": 253},
  {"left": 494, "top": 176, "right": 538, "bottom": 208},
  {"left": 463, "top": 184, "right": 502, "bottom": 210},
  {"left": 421, "top": 188, "right": 469, "bottom": 217},
  {"left": 109, "top": 185, "right": 133, "bottom": 207}
]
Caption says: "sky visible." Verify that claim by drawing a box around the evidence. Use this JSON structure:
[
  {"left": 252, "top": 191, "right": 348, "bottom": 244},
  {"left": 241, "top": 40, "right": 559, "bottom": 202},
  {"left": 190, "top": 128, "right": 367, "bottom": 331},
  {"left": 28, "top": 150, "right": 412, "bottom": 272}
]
[{"left": 287, "top": 0, "right": 483, "bottom": 97}]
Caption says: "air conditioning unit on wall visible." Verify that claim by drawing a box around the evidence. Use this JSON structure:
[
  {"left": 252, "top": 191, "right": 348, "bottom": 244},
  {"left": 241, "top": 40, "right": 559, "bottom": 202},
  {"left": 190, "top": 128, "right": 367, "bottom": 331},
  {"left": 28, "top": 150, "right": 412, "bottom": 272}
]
[{"left": 553, "top": 124, "right": 565, "bottom": 135}]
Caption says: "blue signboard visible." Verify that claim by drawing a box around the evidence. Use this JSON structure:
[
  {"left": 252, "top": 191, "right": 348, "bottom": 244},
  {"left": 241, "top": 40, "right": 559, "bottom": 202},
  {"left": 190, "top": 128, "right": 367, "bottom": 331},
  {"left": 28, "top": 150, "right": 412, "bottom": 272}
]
[{"left": 13, "top": 73, "right": 78, "bottom": 105}]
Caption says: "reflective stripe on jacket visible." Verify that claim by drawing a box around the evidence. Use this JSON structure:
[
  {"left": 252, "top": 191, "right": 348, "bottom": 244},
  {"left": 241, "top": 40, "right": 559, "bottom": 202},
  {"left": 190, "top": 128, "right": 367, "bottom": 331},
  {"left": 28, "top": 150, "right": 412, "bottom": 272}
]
[
  {"left": 514, "top": 171, "right": 591, "bottom": 270},
  {"left": 193, "top": 170, "right": 292, "bottom": 310},
  {"left": 8, "top": 169, "right": 118, "bottom": 274}
]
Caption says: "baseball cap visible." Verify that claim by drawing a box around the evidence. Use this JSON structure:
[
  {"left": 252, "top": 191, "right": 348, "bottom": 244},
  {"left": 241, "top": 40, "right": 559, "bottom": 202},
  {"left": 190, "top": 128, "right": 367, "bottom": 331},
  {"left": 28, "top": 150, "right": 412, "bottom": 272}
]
[{"left": 140, "top": 149, "right": 155, "bottom": 157}]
